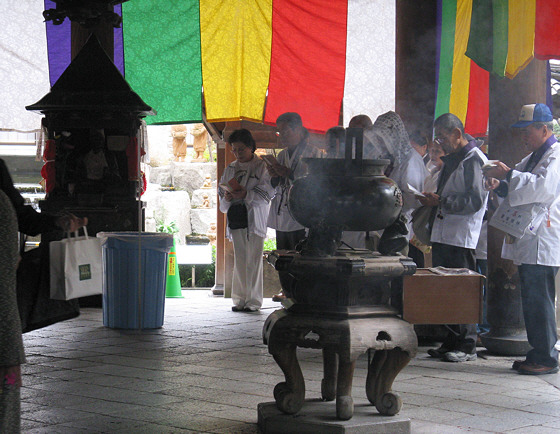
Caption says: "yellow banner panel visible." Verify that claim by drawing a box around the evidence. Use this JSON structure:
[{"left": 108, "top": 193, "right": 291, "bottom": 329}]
[
  {"left": 449, "top": 0, "right": 473, "bottom": 124},
  {"left": 505, "top": 0, "right": 535, "bottom": 79},
  {"left": 200, "top": 0, "right": 272, "bottom": 122}
]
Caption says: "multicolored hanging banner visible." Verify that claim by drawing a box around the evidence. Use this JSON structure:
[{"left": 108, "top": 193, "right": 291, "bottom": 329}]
[
  {"left": 466, "top": 0, "right": 535, "bottom": 80},
  {"left": 40, "top": 0, "right": 394, "bottom": 133},
  {"left": 44, "top": 0, "right": 124, "bottom": 86},
  {"left": 343, "top": 0, "right": 396, "bottom": 128},
  {"left": 121, "top": 0, "right": 202, "bottom": 124},
  {"left": 0, "top": 1, "right": 50, "bottom": 131},
  {"left": 466, "top": 0, "right": 560, "bottom": 77},
  {"left": 535, "top": 0, "right": 560, "bottom": 60},
  {"left": 199, "top": 0, "right": 272, "bottom": 123},
  {"left": 263, "top": 0, "right": 348, "bottom": 132},
  {"left": 435, "top": 0, "right": 489, "bottom": 137}
]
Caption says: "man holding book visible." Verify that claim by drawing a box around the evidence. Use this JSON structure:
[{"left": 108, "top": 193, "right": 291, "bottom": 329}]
[
  {"left": 266, "top": 112, "right": 320, "bottom": 301},
  {"left": 484, "top": 103, "right": 560, "bottom": 375}
]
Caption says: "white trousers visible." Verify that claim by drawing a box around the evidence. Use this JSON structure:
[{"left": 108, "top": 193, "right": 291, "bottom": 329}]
[{"left": 230, "top": 230, "right": 264, "bottom": 309}]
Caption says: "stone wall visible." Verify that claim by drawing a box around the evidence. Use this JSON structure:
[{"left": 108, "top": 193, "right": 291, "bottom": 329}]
[{"left": 145, "top": 161, "right": 217, "bottom": 243}]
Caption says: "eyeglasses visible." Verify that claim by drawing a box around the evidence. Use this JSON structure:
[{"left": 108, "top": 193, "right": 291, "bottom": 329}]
[{"left": 231, "top": 146, "right": 250, "bottom": 154}]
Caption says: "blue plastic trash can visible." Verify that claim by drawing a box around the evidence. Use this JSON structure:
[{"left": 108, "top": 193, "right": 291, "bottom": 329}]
[{"left": 97, "top": 232, "right": 173, "bottom": 329}]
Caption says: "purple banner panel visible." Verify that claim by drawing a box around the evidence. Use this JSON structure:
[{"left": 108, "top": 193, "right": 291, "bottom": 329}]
[
  {"left": 44, "top": 0, "right": 124, "bottom": 87},
  {"left": 44, "top": 0, "right": 71, "bottom": 87},
  {"left": 114, "top": 4, "right": 124, "bottom": 75}
]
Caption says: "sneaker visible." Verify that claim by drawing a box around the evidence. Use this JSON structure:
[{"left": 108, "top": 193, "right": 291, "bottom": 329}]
[
  {"left": 518, "top": 363, "right": 559, "bottom": 375},
  {"left": 232, "top": 306, "right": 244, "bottom": 312},
  {"left": 243, "top": 306, "right": 259, "bottom": 312},
  {"left": 427, "top": 347, "right": 451, "bottom": 359},
  {"left": 443, "top": 351, "right": 477, "bottom": 363}
]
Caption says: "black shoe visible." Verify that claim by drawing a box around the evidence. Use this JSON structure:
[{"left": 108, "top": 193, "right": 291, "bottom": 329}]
[
  {"left": 518, "top": 362, "right": 559, "bottom": 375},
  {"left": 428, "top": 346, "right": 451, "bottom": 359},
  {"left": 232, "top": 306, "right": 243, "bottom": 312},
  {"left": 512, "top": 360, "right": 526, "bottom": 371}
]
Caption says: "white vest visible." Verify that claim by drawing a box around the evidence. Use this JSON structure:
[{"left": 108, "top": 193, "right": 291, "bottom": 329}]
[{"left": 430, "top": 147, "right": 488, "bottom": 249}]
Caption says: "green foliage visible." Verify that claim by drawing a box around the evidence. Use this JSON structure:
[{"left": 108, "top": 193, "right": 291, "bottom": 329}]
[
  {"left": 156, "top": 220, "right": 179, "bottom": 234},
  {"left": 203, "top": 145, "right": 217, "bottom": 163},
  {"left": 553, "top": 120, "right": 560, "bottom": 140},
  {"left": 263, "top": 238, "right": 277, "bottom": 251}
]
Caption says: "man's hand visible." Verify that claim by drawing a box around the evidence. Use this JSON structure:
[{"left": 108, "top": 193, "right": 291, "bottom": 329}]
[
  {"left": 267, "top": 163, "right": 291, "bottom": 178},
  {"left": 483, "top": 161, "right": 511, "bottom": 180},
  {"left": 224, "top": 191, "right": 233, "bottom": 202},
  {"left": 56, "top": 214, "right": 88, "bottom": 232},
  {"left": 484, "top": 177, "right": 500, "bottom": 191},
  {"left": 417, "top": 192, "right": 440, "bottom": 207}
]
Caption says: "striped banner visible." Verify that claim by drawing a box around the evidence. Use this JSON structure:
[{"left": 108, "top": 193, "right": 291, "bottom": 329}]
[
  {"left": 343, "top": 0, "right": 396, "bottom": 127},
  {"left": 44, "top": 0, "right": 124, "bottom": 86},
  {"left": 200, "top": 0, "right": 272, "bottom": 123},
  {"left": 40, "top": 1, "right": 395, "bottom": 133},
  {"left": 535, "top": 0, "right": 560, "bottom": 60},
  {"left": 505, "top": 0, "right": 535, "bottom": 79},
  {"left": 435, "top": 0, "right": 489, "bottom": 137},
  {"left": 466, "top": 0, "right": 538, "bottom": 80},
  {"left": 263, "top": 0, "right": 348, "bottom": 133},
  {"left": 121, "top": 0, "right": 202, "bottom": 124}
]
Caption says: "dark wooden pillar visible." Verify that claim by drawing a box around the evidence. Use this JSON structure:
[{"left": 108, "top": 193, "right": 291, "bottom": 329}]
[
  {"left": 213, "top": 122, "right": 239, "bottom": 298},
  {"left": 71, "top": 6, "right": 114, "bottom": 60},
  {"left": 396, "top": 0, "right": 437, "bottom": 135},
  {"left": 212, "top": 141, "right": 227, "bottom": 296},
  {"left": 481, "top": 59, "right": 548, "bottom": 355}
]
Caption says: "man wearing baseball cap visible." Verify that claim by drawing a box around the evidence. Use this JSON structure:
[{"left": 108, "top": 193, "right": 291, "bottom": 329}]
[{"left": 485, "top": 103, "right": 560, "bottom": 375}]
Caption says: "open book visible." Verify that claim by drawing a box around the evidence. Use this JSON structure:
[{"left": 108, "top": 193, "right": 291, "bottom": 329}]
[
  {"left": 219, "top": 177, "right": 242, "bottom": 193},
  {"left": 407, "top": 183, "right": 425, "bottom": 197},
  {"left": 481, "top": 160, "right": 500, "bottom": 170}
]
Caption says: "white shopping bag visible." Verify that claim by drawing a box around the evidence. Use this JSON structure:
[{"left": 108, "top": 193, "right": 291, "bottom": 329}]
[{"left": 50, "top": 227, "right": 103, "bottom": 300}]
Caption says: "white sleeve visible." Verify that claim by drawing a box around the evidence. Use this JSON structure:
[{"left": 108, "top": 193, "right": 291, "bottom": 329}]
[
  {"left": 218, "top": 165, "right": 233, "bottom": 214},
  {"left": 245, "top": 163, "right": 275, "bottom": 208},
  {"left": 508, "top": 155, "right": 560, "bottom": 207}
]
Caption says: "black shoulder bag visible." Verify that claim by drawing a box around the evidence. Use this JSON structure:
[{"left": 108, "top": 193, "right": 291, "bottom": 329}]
[{"left": 227, "top": 202, "right": 248, "bottom": 229}]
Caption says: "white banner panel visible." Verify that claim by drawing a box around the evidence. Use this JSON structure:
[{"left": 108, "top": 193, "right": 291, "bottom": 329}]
[
  {"left": 0, "top": 0, "right": 49, "bottom": 131},
  {"left": 343, "top": 0, "right": 396, "bottom": 127}
]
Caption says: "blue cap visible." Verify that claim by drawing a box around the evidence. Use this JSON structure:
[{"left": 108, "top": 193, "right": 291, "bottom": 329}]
[{"left": 511, "top": 103, "right": 553, "bottom": 128}]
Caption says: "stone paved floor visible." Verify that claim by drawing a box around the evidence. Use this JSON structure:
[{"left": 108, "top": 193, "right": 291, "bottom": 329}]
[{"left": 20, "top": 290, "right": 560, "bottom": 433}]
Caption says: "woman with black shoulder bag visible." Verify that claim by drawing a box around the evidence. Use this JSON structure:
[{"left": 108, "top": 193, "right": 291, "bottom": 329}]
[{"left": 218, "top": 129, "right": 275, "bottom": 312}]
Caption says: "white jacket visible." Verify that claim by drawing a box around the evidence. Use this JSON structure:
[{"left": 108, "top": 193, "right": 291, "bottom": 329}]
[
  {"left": 390, "top": 150, "right": 428, "bottom": 240},
  {"left": 430, "top": 146, "right": 488, "bottom": 249},
  {"left": 219, "top": 156, "right": 275, "bottom": 239},
  {"left": 267, "top": 143, "right": 320, "bottom": 232},
  {"left": 501, "top": 142, "right": 560, "bottom": 266}
]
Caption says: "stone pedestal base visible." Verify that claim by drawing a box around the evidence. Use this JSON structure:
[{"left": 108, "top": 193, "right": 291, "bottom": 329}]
[
  {"left": 263, "top": 306, "right": 417, "bottom": 420},
  {"left": 480, "top": 328, "right": 531, "bottom": 356},
  {"left": 258, "top": 400, "right": 410, "bottom": 434}
]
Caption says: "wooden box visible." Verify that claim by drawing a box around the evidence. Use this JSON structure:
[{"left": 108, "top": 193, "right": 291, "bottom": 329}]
[{"left": 402, "top": 268, "right": 484, "bottom": 324}]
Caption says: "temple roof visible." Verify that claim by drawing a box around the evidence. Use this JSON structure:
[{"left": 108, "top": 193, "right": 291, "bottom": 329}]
[{"left": 26, "top": 35, "right": 153, "bottom": 116}]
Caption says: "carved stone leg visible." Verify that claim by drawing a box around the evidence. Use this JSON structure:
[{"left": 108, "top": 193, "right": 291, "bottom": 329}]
[
  {"left": 335, "top": 358, "right": 356, "bottom": 420},
  {"left": 321, "top": 347, "right": 338, "bottom": 401},
  {"left": 270, "top": 342, "right": 305, "bottom": 415},
  {"left": 365, "top": 348, "right": 411, "bottom": 416}
]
